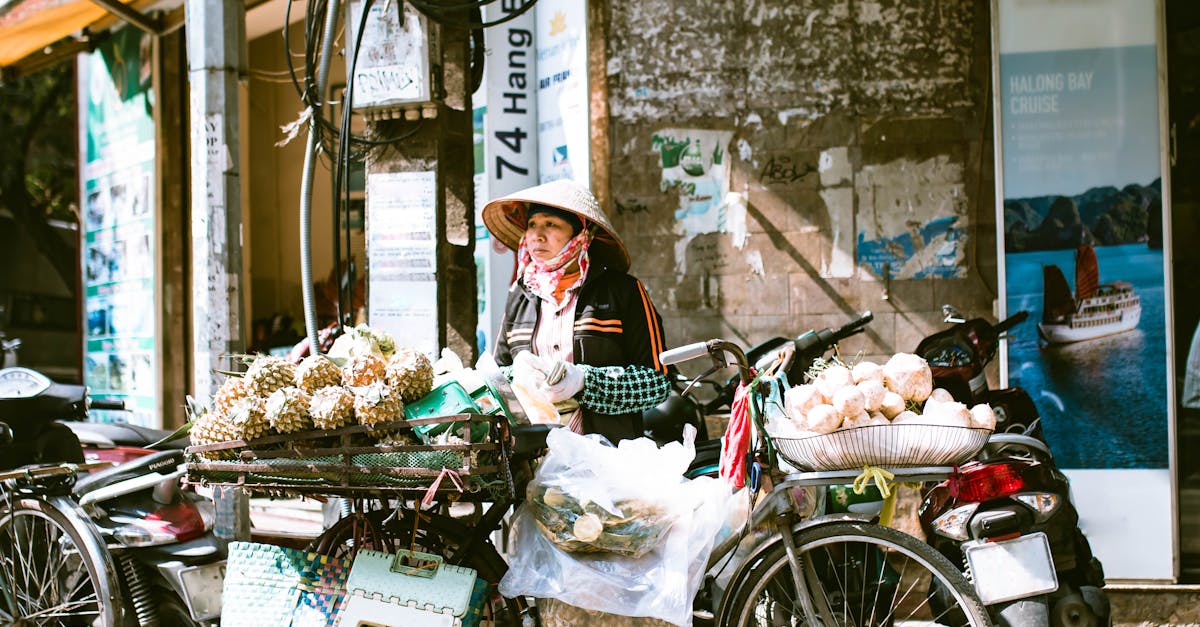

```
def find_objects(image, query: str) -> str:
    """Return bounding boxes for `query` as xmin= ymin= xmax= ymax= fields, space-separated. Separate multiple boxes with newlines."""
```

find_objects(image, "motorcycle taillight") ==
xmin=146 ymin=501 xmax=206 ymax=542
xmin=949 ymin=463 xmax=1026 ymax=502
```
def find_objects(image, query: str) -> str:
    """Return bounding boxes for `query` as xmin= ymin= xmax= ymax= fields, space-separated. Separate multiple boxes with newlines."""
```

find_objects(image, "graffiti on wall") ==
xmin=652 ymin=128 xmax=735 ymax=237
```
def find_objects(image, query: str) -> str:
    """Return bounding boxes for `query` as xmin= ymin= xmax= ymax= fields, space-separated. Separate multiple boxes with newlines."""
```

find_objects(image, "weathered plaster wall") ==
xmin=603 ymin=0 xmax=998 ymax=365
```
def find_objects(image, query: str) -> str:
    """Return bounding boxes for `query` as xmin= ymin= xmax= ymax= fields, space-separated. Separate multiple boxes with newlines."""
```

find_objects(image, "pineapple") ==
xmin=376 ymin=432 xmax=419 ymax=448
xmin=309 ymin=385 xmax=355 ymax=430
xmin=189 ymin=410 xmax=238 ymax=460
xmin=385 ymin=348 xmax=435 ymax=403
xmin=295 ymin=355 xmax=342 ymax=393
xmin=264 ymin=386 xmax=313 ymax=434
xmin=227 ymin=397 xmax=272 ymax=441
xmin=212 ymin=376 xmax=252 ymax=416
xmin=245 ymin=356 xmax=296 ymax=397
xmin=353 ymin=382 xmax=404 ymax=427
xmin=342 ymin=353 xmax=386 ymax=387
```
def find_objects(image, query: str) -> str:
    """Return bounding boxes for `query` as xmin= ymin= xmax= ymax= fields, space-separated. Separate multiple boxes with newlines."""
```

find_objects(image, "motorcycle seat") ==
xmin=67 ymin=421 xmax=186 ymax=449
xmin=73 ymin=449 xmax=184 ymax=497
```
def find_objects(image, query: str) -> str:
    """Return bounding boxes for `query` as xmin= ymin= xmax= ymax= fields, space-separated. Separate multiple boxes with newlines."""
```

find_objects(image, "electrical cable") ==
xmin=408 ymin=0 xmax=538 ymax=30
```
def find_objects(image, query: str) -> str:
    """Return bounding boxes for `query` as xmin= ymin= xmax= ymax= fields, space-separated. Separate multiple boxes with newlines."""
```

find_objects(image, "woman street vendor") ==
xmin=482 ymin=179 xmax=671 ymax=443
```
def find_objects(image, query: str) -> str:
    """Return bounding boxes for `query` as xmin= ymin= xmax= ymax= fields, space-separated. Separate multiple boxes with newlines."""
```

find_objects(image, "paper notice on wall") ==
xmin=366 ymin=171 xmax=439 ymax=356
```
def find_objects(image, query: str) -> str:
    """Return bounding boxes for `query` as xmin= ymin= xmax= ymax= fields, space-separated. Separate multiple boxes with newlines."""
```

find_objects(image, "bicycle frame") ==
xmin=662 ymin=337 xmax=975 ymax=625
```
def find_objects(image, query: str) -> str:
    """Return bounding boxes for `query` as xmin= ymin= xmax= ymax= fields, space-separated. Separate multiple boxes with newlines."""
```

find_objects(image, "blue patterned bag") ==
xmin=222 ymin=542 xmax=350 ymax=627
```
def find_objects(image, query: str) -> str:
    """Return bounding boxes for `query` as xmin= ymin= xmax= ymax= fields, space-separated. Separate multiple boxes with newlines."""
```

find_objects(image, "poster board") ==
xmin=79 ymin=27 xmax=159 ymax=428
xmin=365 ymin=171 xmax=439 ymax=356
xmin=534 ymin=0 xmax=589 ymax=185
xmin=992 ymin=0 xmax=1174 ymax=580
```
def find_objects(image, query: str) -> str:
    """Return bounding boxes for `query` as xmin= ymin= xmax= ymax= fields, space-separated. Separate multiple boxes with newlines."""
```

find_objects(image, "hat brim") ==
xmin=482 ymin=180 xmax=631 ymax=273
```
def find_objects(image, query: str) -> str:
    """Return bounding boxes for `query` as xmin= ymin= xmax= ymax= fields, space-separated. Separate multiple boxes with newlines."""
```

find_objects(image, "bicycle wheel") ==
xmin=313 ymin=506 xmax=527 ymax=626
xmin=722 ymin=522 xmax=990 ymax=627
xmin=0 ymin=495 xmax=122 ymax=626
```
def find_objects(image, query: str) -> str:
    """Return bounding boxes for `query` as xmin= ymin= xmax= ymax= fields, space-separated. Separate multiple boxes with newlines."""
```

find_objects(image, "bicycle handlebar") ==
xmin=659 ymin=341 xmax=713 ymax=366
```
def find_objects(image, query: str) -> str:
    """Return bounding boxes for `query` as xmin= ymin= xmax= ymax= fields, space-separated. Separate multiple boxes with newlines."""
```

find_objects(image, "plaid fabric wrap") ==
xmin=222 ymin=542 xmax=350 ymax=627
xmin=579 ymin=364 xmax=670 ymax=415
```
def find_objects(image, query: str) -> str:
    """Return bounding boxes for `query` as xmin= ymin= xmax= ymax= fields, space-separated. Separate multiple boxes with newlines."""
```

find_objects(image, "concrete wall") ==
xmin=601 ymin=0 xmax=999 ymax=370
xmin=245 ymin=28 xmax=358 ymax=336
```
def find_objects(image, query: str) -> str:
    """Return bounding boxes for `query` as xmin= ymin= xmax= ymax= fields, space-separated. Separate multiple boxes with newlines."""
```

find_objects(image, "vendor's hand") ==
xmin=539 ymin=361 xmax=585 ymax=402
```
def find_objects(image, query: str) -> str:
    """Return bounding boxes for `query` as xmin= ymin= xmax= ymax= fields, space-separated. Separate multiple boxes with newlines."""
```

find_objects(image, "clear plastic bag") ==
xmin=499 ymin=428 xmax=731 ymax=626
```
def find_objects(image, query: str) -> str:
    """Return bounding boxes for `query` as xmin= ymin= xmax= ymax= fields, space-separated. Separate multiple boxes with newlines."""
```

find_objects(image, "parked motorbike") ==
xmin=915 ymin=306 xmax=1110 ymax=626
xmin=0 ymin=364 xmax=224 ymax=626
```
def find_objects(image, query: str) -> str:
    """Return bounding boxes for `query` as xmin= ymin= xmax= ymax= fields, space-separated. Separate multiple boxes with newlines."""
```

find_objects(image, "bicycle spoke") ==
xmin=0 ymin=503 xmax=106 ymax=625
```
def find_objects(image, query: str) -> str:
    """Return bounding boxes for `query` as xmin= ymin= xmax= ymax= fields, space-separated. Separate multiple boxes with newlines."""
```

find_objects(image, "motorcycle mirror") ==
xmin=941 ymin=304 xmax=965 ymax=324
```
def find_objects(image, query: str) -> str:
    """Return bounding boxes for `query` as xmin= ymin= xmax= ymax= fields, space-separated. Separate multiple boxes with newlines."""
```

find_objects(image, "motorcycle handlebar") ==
xmin=832 ymin=310 xmax=874 ymax=342
xmin=89 ymin=399 xmax=126 ymax=411
xmin=994 ymin=310 xmax=1029 ymax=335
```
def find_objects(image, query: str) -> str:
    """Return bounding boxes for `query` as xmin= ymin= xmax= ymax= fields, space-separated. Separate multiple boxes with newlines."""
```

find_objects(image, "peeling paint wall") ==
xmin=604 ymin=0 xmax=997 ymax=363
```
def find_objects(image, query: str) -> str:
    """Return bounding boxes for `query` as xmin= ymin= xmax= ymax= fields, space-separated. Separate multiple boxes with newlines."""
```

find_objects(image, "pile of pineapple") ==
xmin=190 ymin=331 xmax=435 ymax=454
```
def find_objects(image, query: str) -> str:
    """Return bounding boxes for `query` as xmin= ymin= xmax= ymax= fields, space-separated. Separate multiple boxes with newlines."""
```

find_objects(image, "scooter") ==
xmin=0 ymin=364 xmax=225 ymax=626
xmin=915 ymin=306 xmax=1110 ymax=626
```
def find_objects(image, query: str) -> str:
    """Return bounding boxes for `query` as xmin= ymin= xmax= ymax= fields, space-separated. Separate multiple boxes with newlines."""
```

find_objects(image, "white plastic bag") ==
xmin=499 ymin=429 xmax=731 ymax=626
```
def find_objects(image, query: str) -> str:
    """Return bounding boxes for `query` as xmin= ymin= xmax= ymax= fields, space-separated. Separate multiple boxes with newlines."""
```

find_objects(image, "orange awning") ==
xmin=0 ymin=0 xmax=162 ymax=67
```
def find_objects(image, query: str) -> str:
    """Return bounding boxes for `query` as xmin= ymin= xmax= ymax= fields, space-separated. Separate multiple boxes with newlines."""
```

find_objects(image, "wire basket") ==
xmin=770 ymin=424 xmax=992 ymax=472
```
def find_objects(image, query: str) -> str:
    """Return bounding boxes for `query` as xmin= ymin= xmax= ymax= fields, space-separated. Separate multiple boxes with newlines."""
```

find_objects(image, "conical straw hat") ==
xmin=482 ymin=179 xmax=630 ymax=273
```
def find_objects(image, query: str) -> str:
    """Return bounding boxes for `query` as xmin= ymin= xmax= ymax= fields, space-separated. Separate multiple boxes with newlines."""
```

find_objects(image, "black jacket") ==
xmin=494 ymin=266 xmax=668 ymax=441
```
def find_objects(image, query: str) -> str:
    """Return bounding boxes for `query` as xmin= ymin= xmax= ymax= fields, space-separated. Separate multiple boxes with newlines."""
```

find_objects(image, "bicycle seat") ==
xmin=72 ymin=449 xmax=184 ymax=497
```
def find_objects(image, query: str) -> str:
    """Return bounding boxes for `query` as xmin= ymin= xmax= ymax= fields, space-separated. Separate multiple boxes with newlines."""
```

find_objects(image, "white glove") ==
xmin=538 ymin=361 xmax=585 ymax=402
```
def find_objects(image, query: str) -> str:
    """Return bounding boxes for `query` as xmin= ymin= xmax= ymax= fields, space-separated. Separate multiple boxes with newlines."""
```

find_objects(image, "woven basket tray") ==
xmin=184 ymin=413 xmax=514 ymax=500
xmin=770 ymin=423 xmax=992 ymax=472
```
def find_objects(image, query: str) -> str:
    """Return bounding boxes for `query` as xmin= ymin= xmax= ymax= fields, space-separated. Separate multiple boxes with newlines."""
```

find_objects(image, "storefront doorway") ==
xmin=1166 ymin=0 xmax=1200 ymax=582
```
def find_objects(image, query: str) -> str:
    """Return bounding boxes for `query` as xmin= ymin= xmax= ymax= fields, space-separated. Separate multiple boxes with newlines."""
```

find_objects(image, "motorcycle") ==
xmin=0 ymin=363 xmax=224 ymax=626
xmin=915 ymin=306 xmax=1110 ymax=626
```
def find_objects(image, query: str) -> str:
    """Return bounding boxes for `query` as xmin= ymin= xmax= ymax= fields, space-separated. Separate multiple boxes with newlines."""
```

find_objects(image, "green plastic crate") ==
xmin=405 ymin=381 xmax=489 ymax=443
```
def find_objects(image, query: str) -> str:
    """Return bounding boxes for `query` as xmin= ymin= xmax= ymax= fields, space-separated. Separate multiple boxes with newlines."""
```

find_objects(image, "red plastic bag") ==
xmin=720 ymin=382 xmax=751 ymax=489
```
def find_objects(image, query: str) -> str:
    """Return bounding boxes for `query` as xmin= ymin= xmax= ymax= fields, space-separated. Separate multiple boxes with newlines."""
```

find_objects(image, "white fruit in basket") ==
xmin=921 ymin=401 xmax=972 ymax=427
xmin=832 ymin=386 xmax=866 ymax=418
xmin=784 ymin=384 xmax=823 ymax=420
xmin=868 ymin=411 xmax=890 ymax=425
xmin=852 ymin=361 xmax=884 ymax=385
xmin=807 ymin=404 xmax=841 ymax=434
xmin=891 ymin=409 xmax=922 ymax=424
xmin=841 ymin=411 xmax=873 ymax=429
xmin=815 ymin=365 xmax=854 ymax=400
xmin=880 ymin=391 xmax=906 ymax=419
xmin=857 ymin=380 xmax=886 ymax=412
xmin=970 ymin=403 xmax=998 ymax=430
xmin=929 ymin=387 xmax=955 ymax=404
xmin=882 ymin=353 xmax=933 ymax=402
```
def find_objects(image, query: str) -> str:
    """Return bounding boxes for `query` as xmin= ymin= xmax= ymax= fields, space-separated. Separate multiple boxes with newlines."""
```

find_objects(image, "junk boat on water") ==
xmin=1038 ymin=244 xmax=1141 ymax=344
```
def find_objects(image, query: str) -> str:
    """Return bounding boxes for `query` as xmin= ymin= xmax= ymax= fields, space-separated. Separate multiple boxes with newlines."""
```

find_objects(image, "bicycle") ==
xmin=0 ymin=422 xmax=124 ymax=626
xmin=307 ymin=336 xmax=991 ymax=626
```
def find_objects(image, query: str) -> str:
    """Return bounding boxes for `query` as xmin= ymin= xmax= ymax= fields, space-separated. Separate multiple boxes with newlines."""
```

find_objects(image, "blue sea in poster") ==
xmin=1005 ymin=243 xmax=1167 ymax=469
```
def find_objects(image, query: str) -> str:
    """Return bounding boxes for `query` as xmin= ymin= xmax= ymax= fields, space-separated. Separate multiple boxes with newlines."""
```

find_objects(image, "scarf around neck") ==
xmin=518 ymin=227 xmax=592 ymax=308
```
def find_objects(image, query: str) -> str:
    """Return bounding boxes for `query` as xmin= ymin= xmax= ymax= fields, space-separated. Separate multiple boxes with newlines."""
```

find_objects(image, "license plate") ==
xmin=963 ymin=532 xmax=1058 ymax=605
xmin=178 ymin=560 xmax=226 ymax=621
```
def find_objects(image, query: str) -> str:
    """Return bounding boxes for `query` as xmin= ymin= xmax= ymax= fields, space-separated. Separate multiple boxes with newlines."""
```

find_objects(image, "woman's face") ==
xmin=525 ymin=212 xmax=576 ymax=262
